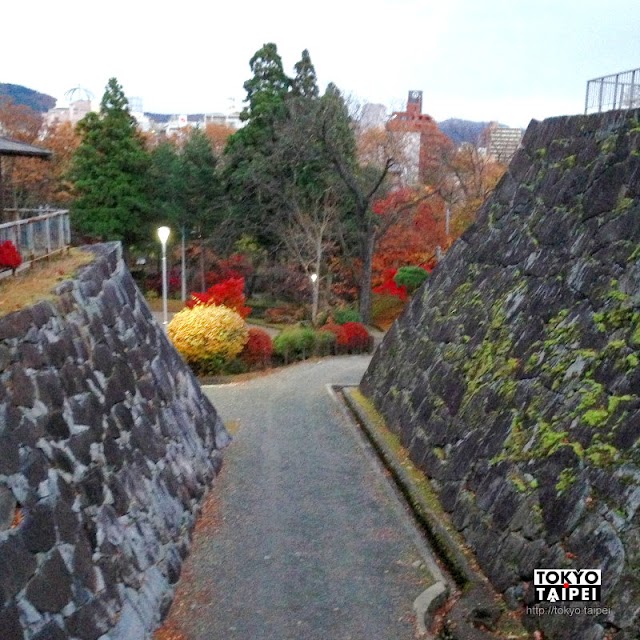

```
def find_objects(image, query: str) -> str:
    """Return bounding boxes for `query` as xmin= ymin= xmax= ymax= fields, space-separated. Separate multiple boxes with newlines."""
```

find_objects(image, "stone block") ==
xmin=25 ymin=549 xmax=72 ymax=613
xmin=0 ymin=603 xmax=25 ymax=640
xmin=0 ymin=536 xmax=38 ymax=600
xmin=22 ymin=501 xmax=56 ymax=553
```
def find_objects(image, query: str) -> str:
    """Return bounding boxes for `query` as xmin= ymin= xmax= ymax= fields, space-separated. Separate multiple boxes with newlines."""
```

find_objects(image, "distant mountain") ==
xmin=0 ymin=83 xmax=56 ymax=113
xmin=437 ymin=119 xmax=494 ymax=146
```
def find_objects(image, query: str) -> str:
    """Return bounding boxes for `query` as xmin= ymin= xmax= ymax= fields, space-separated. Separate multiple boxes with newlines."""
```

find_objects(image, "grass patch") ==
xmin=144 ymin=296 xmax=187 ymax=313
xmin=0 ymin=249 xmax=94 ymax=318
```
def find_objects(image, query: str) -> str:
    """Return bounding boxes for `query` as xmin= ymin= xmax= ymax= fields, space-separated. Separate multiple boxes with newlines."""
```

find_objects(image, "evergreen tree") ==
xmin=241 ymin=42 xmax=290 ymax=125
xmin=180 ymin=128 xmax=220 ymax=235
xmin=222 ymin=43 xmax=292 ymax=248
xmin=291 ymin=49 xmax=319 ymax=99
xmin=148 ymin=140 xmax=182 ymax=226
xmin=70 ymin=78 xmax=150 ymax=245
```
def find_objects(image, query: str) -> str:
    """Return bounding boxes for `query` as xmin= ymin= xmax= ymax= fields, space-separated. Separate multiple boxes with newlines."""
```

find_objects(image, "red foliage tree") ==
xmin=187 ymin=277 xmax=251 ymax=318
xmin=204 ymin=254 xmax=254 ymax=287
xmin=0 ymin=241 xmax=22 ymax=274
xmin=371 ymin=187 xmax=446 ymax=287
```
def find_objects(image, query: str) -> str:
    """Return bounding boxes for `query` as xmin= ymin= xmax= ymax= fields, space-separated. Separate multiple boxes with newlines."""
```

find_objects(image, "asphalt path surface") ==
xmin=160 ymin=356 xmax=436 ymax=640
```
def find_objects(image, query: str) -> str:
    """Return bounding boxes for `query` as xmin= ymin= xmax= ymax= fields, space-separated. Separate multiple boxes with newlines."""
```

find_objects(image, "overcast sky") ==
xmin=5 ymin=0 xmax=639 ymax=128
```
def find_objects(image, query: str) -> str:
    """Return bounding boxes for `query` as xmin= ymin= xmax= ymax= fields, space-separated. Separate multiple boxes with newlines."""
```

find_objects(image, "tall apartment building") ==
xmin=480 ymin=122 xmax=524 ymax=163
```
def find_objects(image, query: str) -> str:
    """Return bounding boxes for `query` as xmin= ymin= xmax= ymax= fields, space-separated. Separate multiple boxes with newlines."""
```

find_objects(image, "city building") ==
xmin=385 ymin=90 xmax=452 ymax=184
xmin=480 ymin=123 xmax=524 ymax=163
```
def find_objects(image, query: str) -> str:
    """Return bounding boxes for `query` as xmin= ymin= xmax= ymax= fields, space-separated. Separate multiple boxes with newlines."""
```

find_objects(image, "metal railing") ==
xmin=0 ymin=209 xmax=70 ymax=263
xmin=585 ymin=67 xmax=640 ymax=114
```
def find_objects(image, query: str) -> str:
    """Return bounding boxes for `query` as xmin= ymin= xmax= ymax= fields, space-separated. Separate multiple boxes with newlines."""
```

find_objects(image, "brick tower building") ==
xmin=386 ymin=91 xmax=452 ymax=183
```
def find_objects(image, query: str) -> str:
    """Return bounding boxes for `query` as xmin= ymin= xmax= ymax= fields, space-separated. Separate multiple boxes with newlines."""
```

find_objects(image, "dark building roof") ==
xmin=0 ymin=136 xmax=51 ymax=158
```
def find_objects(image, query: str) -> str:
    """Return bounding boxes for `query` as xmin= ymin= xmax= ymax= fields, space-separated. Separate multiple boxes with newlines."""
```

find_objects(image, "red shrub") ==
xmin=187 ymin=277 xmax=251 ymax=318
xmin=320 ymin=322 xmax=347 ymax=346
xmin=341 ymin=322 xmax=371 ymax=351
xmin=0 ymin=241 xmax=22 ymax=273
xmin=240 ymin=328 xmax=273 ymax=368
xmin=372 ymin=268 xmax=408 ymax=300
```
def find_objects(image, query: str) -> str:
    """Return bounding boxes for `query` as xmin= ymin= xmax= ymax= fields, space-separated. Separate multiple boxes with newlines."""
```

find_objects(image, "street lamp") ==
xmin=158 ymin=226 xmax=170 ymax=325
xmin=310 ymin=272 xmax=319 ymax=325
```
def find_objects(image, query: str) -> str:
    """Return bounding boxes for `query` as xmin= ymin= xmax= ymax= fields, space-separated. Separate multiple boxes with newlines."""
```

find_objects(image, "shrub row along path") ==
xmin=158 ymin=356 xmax=438 ymax=640
xmin=151 ymin=310 xmax=386 ymax=346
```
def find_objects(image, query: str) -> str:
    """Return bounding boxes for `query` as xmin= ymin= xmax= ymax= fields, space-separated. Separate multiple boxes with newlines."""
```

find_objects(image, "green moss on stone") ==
xmin=556 ymin=468 xmax=577 ymax=493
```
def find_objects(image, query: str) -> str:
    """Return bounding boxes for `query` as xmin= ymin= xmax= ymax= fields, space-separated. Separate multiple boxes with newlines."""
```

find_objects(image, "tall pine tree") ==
xmin=70 ymin=78 xmax=150 ymax=245
xmin=291 ymin=49 xmax=319 ymax=99
xmin=222 ymin=43 xmax=292 ymax=249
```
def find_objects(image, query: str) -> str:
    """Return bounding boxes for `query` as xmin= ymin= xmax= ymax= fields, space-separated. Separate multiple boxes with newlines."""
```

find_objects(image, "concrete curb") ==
xmin=338 ymin=386 xmax=517 ymax=640
xmin=340 ymin=387 xmax=476 ymax=586
xmin=414 ymin=582 xmax=449 ymax=635
xmin=326 ymin=384 xmax=449 ymax=638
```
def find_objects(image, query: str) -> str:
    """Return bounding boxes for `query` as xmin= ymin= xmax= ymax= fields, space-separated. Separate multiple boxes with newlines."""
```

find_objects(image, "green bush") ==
xmin=314 ymin=329 xmax=337 ymax=356
xmin=273 ymin=327 xmax=317 ymax=362
xmin=332 ymin=307 xmax=362 ymax=325
xmin=394 ymin=265 xmax=429 ymax=294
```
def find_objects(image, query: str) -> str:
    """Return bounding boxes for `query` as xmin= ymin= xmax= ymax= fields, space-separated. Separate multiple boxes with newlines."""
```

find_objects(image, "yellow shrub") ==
xmin=167 ymin=304 xmax=249 ymax=365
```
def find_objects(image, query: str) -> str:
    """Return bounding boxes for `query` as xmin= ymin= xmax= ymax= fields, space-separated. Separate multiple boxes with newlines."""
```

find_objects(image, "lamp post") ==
xmin=310 ymin=272 xmax=319 ymax=325
xmin=158 ymin=226 xmax=170 ymax=325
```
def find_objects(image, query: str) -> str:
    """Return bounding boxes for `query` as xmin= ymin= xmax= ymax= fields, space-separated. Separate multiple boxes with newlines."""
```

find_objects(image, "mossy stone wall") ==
xmin=361 ymin=110 xmax=640 ymax=639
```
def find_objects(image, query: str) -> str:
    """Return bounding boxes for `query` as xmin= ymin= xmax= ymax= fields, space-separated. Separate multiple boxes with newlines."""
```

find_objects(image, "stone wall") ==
xmin=361 ymin=110 xmax=640 ymax=639
xmin=0 ymin=243 xmax=229 ymax=640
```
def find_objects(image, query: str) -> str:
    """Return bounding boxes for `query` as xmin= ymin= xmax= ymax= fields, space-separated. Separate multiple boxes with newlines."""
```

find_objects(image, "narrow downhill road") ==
xmin=159 ymin=356 xmax=438 ymax=640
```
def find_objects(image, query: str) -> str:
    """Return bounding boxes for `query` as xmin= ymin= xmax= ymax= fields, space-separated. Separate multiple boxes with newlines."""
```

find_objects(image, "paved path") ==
xmin=159 ymin=356 xmax=436 ymax=640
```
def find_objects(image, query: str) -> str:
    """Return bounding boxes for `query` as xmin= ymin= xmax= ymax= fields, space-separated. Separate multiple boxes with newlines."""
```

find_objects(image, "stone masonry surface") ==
xmin=361 ymin=109 xmax=640 ymax=639
xmin=0 ymin=242 xmax=229 ymax=640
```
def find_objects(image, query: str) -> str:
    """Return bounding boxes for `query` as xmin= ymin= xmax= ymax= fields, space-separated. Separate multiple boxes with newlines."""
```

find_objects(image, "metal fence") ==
xmin=0 ymin=209 xmax=70 ymax=263
xmin=585 ymin=67 xmax=640 ymax=114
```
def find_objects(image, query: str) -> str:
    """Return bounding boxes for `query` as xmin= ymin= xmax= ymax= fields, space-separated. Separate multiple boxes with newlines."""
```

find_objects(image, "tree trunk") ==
xmin=311 ymin=236 xmax=322 ymax=325
xmin=358 ymin=232 xmax=376 ymax=325
xmin=199 ymin=237 xmax=206 ymax=291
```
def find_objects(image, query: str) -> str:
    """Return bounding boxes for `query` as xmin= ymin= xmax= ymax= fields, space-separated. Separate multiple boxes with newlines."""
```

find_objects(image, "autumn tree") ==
xmin=0 ymin=99 xmax=45 ymax=210
xmin=426 ymin=141 xmax=506 ymax=240
xmin=10 ymin=122 xmax=80 ymax=208
xmin=371 ymin=187 xmax=446 ymax=285
xmin=69 ymin=78 xmax=151 ymax=245
xmin=204 ymin=122 xmax=235 ymax=156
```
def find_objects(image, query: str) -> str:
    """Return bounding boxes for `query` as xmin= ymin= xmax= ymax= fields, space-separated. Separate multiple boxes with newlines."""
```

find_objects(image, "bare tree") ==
xmin=277 ymin=188 xmax=339 ymax=323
